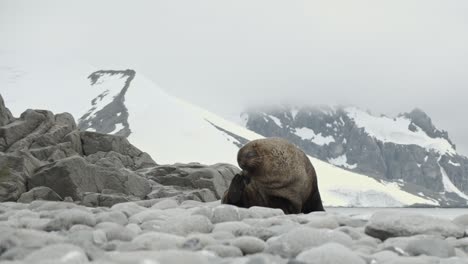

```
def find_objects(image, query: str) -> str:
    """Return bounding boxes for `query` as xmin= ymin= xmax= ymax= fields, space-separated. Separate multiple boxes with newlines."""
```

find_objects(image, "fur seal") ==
xmin=222 ymin=137 xmax=324 ymax=214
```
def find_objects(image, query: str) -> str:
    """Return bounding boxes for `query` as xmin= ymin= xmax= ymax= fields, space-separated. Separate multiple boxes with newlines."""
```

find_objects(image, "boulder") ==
xmin=144 ymin=163 xmax=240 ymax=199
xmin=29 ymin=156 xmax=151 ymax=201
xmin=365 ymin=211 xmax=466 ymax=240
xmin=0 ymin=94 xmax=13 ymax=127
xmin=80 ymin=131 xmax=156 ymax=169
xmin=17 ymin=186 xmax=62 ymax=203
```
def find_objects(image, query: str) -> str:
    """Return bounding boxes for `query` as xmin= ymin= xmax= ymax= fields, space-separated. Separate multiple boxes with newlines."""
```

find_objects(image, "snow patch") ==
xmin=328 ymin=155 xmax=357 ymax=169
xmin=448 ymin=160 xmax=461 ymax=167
xmin=86 ymin=128 xmax=96 ymax=132
xmin=345 ymin=107 xmax=456 ymax=155
xmin=268 ymin=115 xmax=283 ymax=127
xmin=295 ymin=127 xmax=335 ymax=146
xmin=291 ymin=109 xmax=299 ymax=119
xmin=440 ymin=165 xmax=468 ymax=200
xmin=110 ymin=123 xmax=124 ymax=134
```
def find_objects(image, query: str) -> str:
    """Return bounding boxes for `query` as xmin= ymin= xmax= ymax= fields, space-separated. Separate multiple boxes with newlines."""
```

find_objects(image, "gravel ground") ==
xmin=1 ymin=199 xmax=467 ymax=264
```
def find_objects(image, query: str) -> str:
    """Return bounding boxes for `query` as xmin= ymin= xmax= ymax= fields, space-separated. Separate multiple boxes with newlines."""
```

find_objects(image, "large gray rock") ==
xmin=405 ymin=238 xmax=456 ymax=258
xmin=295 ymin=242 xmax=366 ymax=264
xmin=365 ymin=211 xmax=466 ymax=240
xmin=144 ymin=163 xmax=240 ymax=199
xmin=0 ymin=94 xmax=13 ymax=127
xmin=80 ymin=131 xmax=156 ymax=169
xmin=265 ymin=227 xmax=353 ymax=258
xmin=0 ymin=153 xmax=29 ymax=202
xmin=29 ymin=156 xmax=151 ymax=201
xmin=17 ymin=186 xmax=62 ymax=203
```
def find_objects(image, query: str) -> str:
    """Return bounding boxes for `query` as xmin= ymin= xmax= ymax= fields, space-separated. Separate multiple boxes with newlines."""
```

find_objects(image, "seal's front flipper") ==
xmin=222 ymin=173 xmax=246 ymax=205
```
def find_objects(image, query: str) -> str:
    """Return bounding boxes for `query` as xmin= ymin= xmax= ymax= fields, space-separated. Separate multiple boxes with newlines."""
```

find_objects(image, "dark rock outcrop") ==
xmin=143 ymin=163 xmax=240 ymax=201
xmin=0 ymin=92 xmax=238 ymax=205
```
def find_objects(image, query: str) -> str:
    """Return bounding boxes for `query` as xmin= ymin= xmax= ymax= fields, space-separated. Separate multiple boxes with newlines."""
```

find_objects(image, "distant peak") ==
xmin=88 ymin=69 xmax=136 ymax=85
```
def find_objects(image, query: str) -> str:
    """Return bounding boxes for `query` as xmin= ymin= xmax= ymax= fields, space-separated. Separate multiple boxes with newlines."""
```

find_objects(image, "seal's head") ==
xmin=237 ymin=142 xmax=262 ymax=173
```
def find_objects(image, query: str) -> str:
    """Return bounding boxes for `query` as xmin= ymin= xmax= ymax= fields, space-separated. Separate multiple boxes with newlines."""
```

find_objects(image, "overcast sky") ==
xmin=1 ymin=0 xmax=468 ymax=154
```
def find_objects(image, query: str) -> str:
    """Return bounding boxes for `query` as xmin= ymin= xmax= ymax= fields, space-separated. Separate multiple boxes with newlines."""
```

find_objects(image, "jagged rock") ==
xmin=17 ymin=186 xmax=62 ymax=203
xmin=0 ymin=94 xmax=13 ymax=127
xmin=80 ymin=131 xmax=156 ymax=169
xmin=365 ymin=211 xmax=466 ymax=240
xmin=0 ymin=109 xmax=54 ymax=152
xmin=143 ymin=163 xmax=240 ymax=199
xmin=0 ymin=153 xmax=30 ymax=202
xmin=147 ymin=184 xmax=217 ymax=202
xmin=29 ymin=156 xmax=151 ymax=201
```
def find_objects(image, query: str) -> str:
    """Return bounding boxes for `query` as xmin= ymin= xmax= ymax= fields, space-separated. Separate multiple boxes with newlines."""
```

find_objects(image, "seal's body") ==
xmin=222 ymin=137 xmax=324 ymax=214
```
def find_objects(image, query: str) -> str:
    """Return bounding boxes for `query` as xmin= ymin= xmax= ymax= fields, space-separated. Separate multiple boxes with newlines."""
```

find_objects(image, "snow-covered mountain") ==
xmin=242 ymin=105 xmax=468 ymax=206
xmin=0 ymin=66 xmax=445 ymax=207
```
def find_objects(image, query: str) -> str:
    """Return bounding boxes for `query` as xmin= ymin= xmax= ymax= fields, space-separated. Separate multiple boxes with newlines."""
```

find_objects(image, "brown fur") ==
xmin=222 ymin=137 xmax=324 ymax=214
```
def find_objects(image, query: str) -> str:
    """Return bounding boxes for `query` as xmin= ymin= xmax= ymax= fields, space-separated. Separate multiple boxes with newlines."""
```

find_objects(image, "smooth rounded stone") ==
xmin=93 ymin=230 xmax=108 ymax=245
xmin=95 ymin=211 xmax=128 ymax=226
xmin=14 ymin=217 xmax=50 ymax=230
xmin=352 ymin=245 xmax=376 ymax=255
xmin=231 ymin=236 xmax=266 ymax=255
xmin=370 ymin=250 xmax=400 ymax=263
xmin=95 ymin=222 xmax=137 ymax=242
xmin=110 ymin=202 xmax=147 ymax=217
xmin=128 ymin=209 xmax=166 ymax=224
xmin=69 ymin=224 xmax=94 ymax=232
xmin=453 ymin=214 xmax=468 ymax=227
xmin=7 ymin=209 xmax=40 ymax=222
xmin=139 ymin=219 xmax=166 ymax=231
xmin=295 ymin=243 xmax=366 ymax=264
xmin=180 ymin=200 xmax=204 ymax=209
xmin=237 ymin=208 xmax=262 ymax=220
xmin=45 ymin=209 xmax=96 ymax=231
xmin=405 ymin=238 xmax=456 ymax=258
xmin=380 ymin=256 xmax=440 ymax=264
xmin=265 ymin=227 xmax=353 ymax=258
xmin=0 ymin=247 xmax=33 ymax=261
xmin=192 ymin=207 xmax=214 ymax=220
xmin=204 ymin=244 xmax=243 ymax=257
xmin=356 ymin=236 xmax=380 ymax=248
xmin=160 ymin=215 xmax=214 ymax=236
xmin=228 ymin=253 xmax=287 ymax=264
xmin=211 ymin=205 xmax=241 ymax=224
xmin=336 ymin=226 xmax=364 ymax=240
xmin=213 ymin=221 xmax=252 ymax=235
xmin=378 ymin=234 xmax=442 ymax=254
xmin=365 ymin=211 xmax=465 ymax=240
xmin=23 ymin=243 xmax=89 ymax=264
xmin=1 ymin=229 xmax=66 ymax=250
xmin=304 ymin=215 xmax=339 ymax=229
xmin=300 ymin=212 xmax=340 ymax=229
xmin=334 ymin=214 xmax=368 ymax=228
xmin=28 ymin=200 xmax=79 ymax=212
xmin=125 ymin=223 xmax=142 ymax=235
xmin=119 ymin=232 xmax=184 ymax=251
xmin=455 ymin=248 xmax=468 ymax=259
xmin=181 ymin=234 xmax=218 ymax=250
xmin=211 ymin=231 xmax=236 ymax=241
xmin=151 ymin=199 xmax=180 ymax=210
xmin=440 ymin=258 xmax=468 ymax=264
xmin=105 ymin=250 xmax=217 ymax=264
xmin=233 ymin=226 xmax=275 ymax=241
xmin=247 ymin=207 xmax=284 ymax=218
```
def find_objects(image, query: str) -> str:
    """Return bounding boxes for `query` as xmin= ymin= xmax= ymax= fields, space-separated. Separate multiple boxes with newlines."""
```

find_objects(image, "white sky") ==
xmin=1 ymin=0 xmax=468 ymax=155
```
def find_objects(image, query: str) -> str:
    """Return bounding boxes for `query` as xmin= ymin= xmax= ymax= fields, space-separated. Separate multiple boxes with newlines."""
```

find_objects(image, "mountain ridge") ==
xmin=242 ymin=105 xmax=468 ymax=206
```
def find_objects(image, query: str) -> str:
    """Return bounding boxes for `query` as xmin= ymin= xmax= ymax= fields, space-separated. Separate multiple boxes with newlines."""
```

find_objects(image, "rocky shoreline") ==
xmin=1 ymin=200 xmax=468 ymax=263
